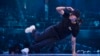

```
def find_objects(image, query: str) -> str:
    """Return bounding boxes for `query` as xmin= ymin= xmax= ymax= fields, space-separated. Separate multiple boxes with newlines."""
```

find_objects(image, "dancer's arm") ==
xmin=56 ymin=6 xmax=74 ymax=15
xmin=71 ymin=36 xmax=76 ymax=55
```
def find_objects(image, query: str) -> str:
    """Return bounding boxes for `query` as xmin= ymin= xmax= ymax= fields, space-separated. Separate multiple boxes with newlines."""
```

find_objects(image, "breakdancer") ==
xmin=25 ymin=6 xmax=81 ymax=54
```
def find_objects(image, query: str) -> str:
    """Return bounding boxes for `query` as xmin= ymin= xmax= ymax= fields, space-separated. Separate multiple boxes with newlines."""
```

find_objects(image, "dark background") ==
xmin=0 ymin=0 xmax=100 ymax=53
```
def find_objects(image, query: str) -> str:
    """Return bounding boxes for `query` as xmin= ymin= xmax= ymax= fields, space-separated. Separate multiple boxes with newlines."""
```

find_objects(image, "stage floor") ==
xmin=0 ymin=54 xmax=100 ymax=56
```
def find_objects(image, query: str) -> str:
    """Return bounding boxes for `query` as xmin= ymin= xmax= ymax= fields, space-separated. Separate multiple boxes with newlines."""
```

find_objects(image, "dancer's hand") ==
xmin=72 ymin=52 xmax=77 ymax=56
xmin=66 ymin=7 xmax=74 ymax=11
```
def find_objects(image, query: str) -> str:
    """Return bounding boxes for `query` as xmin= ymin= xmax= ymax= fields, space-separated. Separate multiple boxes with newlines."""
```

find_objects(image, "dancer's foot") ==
xmin=25 ymin=25 xmax=36 ymax=33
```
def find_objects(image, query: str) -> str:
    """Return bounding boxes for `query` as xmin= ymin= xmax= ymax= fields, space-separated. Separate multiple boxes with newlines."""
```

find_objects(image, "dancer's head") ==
xmin=69 ymin=10 xmax=80 ymax=21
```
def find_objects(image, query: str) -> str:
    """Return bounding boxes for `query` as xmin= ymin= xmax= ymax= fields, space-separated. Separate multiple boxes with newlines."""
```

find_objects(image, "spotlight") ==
xmin=97 ymin=50 xmax=100 ymax=54
xmin=93 ymin=20 xmax=100 ymax=27
xmin=86 ymin=50 xmax=91 ymax=54
xmin=36 ymin=23 xmax=40 ymax=27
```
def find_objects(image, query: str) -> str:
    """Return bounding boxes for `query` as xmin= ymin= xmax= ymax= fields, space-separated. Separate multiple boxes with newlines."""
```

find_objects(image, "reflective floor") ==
xmin=0 ymin=54 xmax=100 ymax=56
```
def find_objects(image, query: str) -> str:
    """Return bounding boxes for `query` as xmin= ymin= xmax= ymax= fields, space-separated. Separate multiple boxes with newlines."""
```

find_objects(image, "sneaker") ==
xmin=25 ymin=25 xmax=36 ymax=33
xmin=21 ymin=48 xmax=29 ymax=54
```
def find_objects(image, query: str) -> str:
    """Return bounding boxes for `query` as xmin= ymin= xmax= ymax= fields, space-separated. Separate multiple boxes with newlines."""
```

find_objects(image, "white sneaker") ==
xmin=25 ymin=25 xmax=36 ymax=33
xmin=21 ymin=48 xmax=29 ymax=54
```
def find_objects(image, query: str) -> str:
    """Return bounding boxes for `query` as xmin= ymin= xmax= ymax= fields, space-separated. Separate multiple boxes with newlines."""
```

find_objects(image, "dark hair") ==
xmin=71 ymin=10 xmax=82 ymax=24
xmin=71 ymin=10 xmax=80 ymax=18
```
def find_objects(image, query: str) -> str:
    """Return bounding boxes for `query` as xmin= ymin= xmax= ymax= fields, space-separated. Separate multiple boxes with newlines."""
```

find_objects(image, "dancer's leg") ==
xmin=31 ymin=37 xmax=58 ymax=53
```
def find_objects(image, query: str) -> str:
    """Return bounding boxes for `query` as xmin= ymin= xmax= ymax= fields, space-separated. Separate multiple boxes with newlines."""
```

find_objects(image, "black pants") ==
xmin=29 ymin=20 xmax=71 ymax=53
xmin=27 ymin=19 xmax=71 ymax=52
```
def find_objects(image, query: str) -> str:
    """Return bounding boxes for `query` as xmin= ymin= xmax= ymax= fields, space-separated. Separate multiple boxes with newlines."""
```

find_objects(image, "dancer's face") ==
xmin=69 ymin=13 xmax=77 ymax=21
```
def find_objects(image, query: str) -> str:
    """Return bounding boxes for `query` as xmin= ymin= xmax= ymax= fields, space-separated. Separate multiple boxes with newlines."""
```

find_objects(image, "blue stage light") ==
xmin=93 ymin=21 xmax=100 ymax=27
